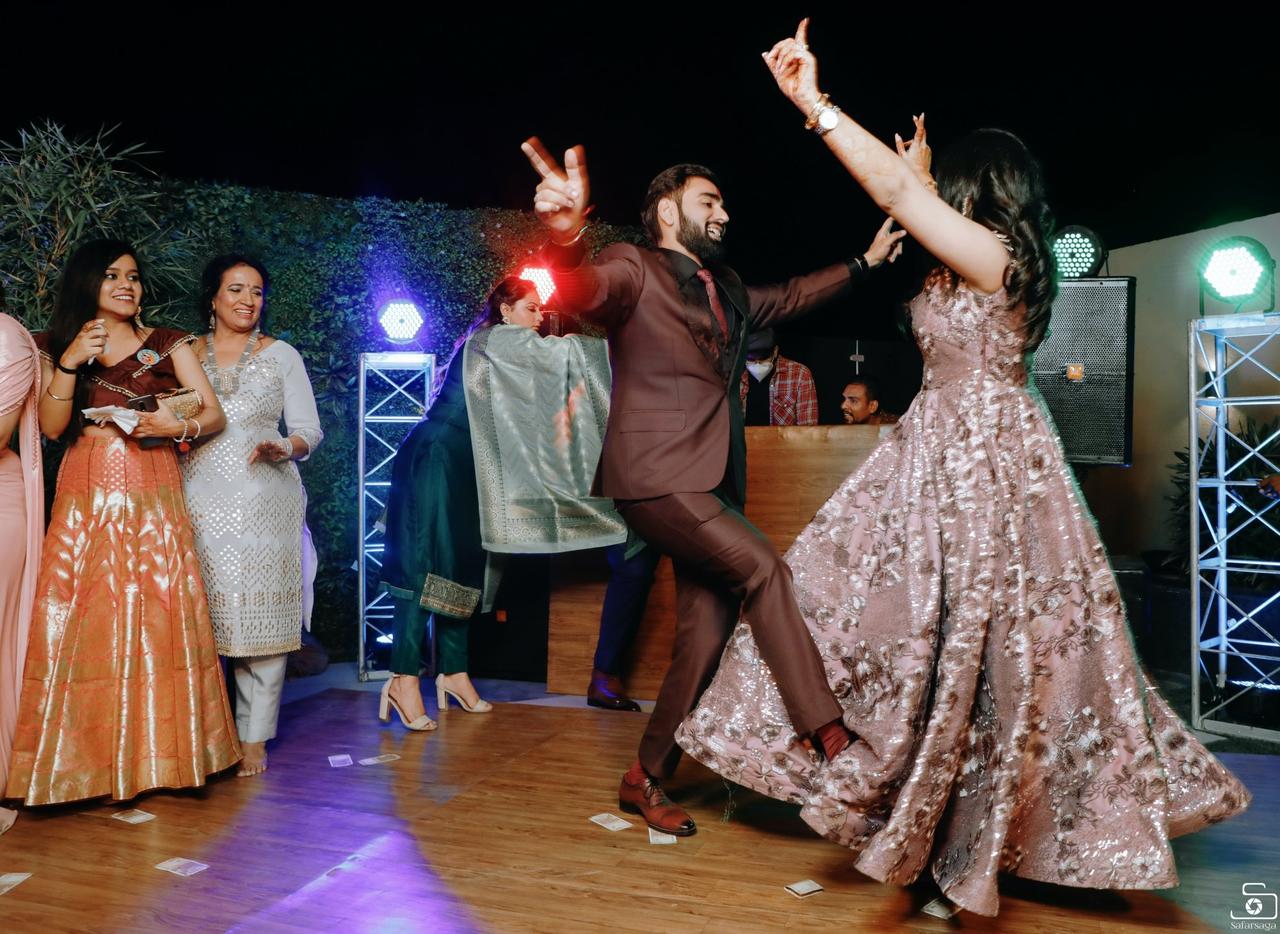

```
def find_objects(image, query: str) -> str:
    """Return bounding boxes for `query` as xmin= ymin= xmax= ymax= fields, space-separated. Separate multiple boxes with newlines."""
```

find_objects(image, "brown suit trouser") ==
xmin=617 ymin=492 xmax=842 ymax=778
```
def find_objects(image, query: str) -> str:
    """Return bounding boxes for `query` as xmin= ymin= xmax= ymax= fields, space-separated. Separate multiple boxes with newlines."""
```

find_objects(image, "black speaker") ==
xmin=1031 ymin=277 xmax=1136 ymax=465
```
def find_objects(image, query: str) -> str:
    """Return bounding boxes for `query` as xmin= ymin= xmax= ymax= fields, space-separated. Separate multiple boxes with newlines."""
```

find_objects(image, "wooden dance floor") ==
xmin=0 ymin=687 xmax=1274 ymax=933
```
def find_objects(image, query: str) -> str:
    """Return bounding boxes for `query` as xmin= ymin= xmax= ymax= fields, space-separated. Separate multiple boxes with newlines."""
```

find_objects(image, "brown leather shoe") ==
xmin=618 ymin=763 xmax=696 ymax=836
xmin=587 ymin=670 xmax=641 ymax=712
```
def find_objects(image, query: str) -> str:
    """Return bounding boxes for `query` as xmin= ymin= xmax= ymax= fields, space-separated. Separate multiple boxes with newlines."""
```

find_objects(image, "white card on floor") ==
xmin=589 ymin=813 xmax=633 ymax=832
xmin=328 ymin=754 xmax=353 ymax=768
xmin=358 ymin=754 xmax=401 ymax=765
xmin=155 ymin=858 xmax=208 ymax=877
xmin=785 ymin=879 xmax=823 ymax=898
xmin=112 ymin=808 xmax=155 ymax=824
xmin=648 ymin=827 xmax=677 ymax=845
xmin=0 ymin=873 xmax=32 ymax=895
xmin=921 ymin=897 xmax=959 ymax=919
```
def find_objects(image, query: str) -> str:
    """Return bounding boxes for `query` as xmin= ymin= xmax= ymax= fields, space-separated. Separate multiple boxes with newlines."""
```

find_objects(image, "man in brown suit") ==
xmin=523 ymin=140 xmax=903 ymax=836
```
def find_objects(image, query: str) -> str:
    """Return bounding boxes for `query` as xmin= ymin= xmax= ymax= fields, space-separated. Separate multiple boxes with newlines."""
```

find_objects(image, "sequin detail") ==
xmin=180 ymin=342 xmax=322 ymax=657
xmin=675 ymin=281 xmax=1250 ymax=917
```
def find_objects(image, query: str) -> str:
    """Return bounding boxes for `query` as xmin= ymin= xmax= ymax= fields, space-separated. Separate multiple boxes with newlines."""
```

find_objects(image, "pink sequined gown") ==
xmin=675 ymin=281 xmax=1250 ymax=916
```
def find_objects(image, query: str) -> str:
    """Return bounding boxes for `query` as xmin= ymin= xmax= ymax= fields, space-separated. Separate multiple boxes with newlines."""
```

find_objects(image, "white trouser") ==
xmin=232 ymin=653 xmax=288 ymax=744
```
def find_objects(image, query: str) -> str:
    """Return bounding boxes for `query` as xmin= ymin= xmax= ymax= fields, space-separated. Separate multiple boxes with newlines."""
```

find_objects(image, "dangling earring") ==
xmin=209 ymin=307 xmax=216 ymax=332
xmin=962 ymin=195 xmax=974 ymax=218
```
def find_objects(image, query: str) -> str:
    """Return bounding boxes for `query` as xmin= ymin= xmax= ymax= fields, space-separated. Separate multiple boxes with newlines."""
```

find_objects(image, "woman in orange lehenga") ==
xmin=5 ymin=239 xmax=241 ymax=806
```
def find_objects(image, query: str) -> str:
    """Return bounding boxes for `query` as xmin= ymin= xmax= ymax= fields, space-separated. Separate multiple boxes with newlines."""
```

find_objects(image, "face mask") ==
xmin=746 ymin=360 xmax=774 ymax=381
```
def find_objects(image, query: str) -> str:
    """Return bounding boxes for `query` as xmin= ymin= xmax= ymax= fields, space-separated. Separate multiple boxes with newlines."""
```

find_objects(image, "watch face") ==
xmin=818 ymin=109 xmax=839 ymax=130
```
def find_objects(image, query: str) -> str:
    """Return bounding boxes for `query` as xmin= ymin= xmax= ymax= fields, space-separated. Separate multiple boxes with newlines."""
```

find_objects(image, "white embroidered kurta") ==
xmin=181 ymin=340 xmax=323 ymax=657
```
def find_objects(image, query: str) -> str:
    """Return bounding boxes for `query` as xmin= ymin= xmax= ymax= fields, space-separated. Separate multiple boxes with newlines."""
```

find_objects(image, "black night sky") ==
xmin=5 ymin=12 xmax=1276 ymax=340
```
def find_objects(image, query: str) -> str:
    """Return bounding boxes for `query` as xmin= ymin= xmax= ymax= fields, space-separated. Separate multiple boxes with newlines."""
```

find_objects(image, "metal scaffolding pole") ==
xmin=357 ymin=352 xmax=435 ymax=682
xmin=1189 ymin=313 xmax=1280 ymax=742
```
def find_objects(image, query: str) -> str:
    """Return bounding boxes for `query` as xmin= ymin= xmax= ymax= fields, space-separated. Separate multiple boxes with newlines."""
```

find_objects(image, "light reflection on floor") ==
xmin=224 ymin=830 xmax=477 ymax=934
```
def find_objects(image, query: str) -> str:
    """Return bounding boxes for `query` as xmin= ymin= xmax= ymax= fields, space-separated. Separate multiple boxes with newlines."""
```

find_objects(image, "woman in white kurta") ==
xmin=181 ymin=255 xmax=323 ymax=777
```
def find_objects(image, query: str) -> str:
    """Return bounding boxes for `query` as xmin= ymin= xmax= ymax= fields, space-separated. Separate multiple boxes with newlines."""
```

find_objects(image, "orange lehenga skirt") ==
xmin=6 ymin=436 xmax=240 ymax=805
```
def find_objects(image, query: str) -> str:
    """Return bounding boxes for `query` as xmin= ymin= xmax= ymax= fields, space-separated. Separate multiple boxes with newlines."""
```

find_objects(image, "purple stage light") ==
xmin=379 ymin=301 xmax=425 ymax=343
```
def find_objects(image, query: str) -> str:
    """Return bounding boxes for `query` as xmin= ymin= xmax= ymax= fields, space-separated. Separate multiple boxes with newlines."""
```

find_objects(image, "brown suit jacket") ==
xmin=546 ymin=241 xmax=851 ymax=504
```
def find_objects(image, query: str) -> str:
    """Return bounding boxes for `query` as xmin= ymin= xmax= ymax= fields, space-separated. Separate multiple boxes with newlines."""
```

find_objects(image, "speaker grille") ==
xmin=1031 ymin=277 xmax=1135 ymax=465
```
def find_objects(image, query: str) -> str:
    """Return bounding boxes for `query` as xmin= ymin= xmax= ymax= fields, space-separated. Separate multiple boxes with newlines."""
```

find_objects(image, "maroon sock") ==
xmin=815 ymin=719 xmax=852 ymax=761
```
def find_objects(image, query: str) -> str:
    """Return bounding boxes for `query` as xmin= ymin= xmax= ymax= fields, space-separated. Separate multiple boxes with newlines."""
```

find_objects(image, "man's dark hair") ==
xmin=640 ymin=163 xmax=721 ymax=244
xmin=845 ymin=375 xmax=880 ymax=402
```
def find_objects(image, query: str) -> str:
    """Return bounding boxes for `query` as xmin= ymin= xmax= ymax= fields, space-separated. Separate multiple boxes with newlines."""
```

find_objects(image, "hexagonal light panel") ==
xmin=519 ymin=266 xmax=556 ymax=304
xmin=379 ymin=301 xmax=424 ymax=343
xmin=1201 ymin=237 xmax=1272 ymax=302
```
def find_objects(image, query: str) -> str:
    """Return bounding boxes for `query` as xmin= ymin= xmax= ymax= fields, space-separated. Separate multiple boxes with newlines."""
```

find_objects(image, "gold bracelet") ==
xmin=46 ymin=388 xmax=73 ymax=402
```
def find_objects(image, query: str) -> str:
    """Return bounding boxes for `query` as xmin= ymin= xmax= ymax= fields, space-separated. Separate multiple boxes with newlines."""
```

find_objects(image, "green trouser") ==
xmin=390 ymin=596 xmax=469 ymax=675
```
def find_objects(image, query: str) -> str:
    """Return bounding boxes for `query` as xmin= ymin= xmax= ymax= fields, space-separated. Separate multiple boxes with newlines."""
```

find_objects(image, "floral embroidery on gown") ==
xmin=675 ymin=280 xmax=1250 ymax=917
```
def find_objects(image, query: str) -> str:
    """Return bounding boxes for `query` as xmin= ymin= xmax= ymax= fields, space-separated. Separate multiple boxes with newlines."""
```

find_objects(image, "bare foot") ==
xmin=388 ymin=674 xmax=429 ymax=721
xmin=237 ymin=741 xmax=268 ymax=778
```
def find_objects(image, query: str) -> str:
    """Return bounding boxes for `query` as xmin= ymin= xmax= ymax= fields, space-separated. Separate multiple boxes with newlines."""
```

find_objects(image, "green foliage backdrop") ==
xmin=0 ymin=124 xmax=641 ymax=658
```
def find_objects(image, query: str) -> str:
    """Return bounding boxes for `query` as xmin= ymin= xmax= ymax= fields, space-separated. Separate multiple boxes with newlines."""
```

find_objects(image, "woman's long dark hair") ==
xmin=932 ymin=129 xmax=1056 ymax=350
xmin=433 ymin=277 xmax=537 ymax=400
xmin=46 ymin=238 xmax=144 ymax=444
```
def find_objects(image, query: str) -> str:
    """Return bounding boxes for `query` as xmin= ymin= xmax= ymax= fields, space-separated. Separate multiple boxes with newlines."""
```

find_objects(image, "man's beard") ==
xmin=676 ymin=210 xmax=727 ymax=263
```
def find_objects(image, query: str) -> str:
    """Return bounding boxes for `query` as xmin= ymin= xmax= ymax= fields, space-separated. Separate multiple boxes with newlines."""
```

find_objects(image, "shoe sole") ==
xmin=587 ymin=698 xmax=642 ymax=712
xmin=618 ymin=800 xmax=697 ymax=836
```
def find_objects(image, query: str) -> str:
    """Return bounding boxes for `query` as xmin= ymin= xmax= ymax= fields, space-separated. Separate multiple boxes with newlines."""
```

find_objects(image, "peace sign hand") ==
xmin=521 ymin=137 xmax=592 ymax=243
xmin=895 ymin=113 xmax=936 ymax=192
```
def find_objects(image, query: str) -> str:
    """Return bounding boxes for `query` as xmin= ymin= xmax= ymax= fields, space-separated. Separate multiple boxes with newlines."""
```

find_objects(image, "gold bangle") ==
xmin=46 ymin=388 xmax=73 ymax=402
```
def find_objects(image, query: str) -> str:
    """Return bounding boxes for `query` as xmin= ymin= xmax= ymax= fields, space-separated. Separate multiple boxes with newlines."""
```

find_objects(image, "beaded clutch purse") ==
xmin=156 ymin=387 xmax=203 ymax=420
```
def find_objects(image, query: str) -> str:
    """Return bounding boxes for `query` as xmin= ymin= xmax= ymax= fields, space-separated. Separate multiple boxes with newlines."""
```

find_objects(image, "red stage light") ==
xmin=519 ymin=266 xmax=556 ymax=304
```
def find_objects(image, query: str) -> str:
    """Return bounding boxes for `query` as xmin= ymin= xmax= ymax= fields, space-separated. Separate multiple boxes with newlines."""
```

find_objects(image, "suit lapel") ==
xmin=675 ymin=276 xmax=725 ymax=379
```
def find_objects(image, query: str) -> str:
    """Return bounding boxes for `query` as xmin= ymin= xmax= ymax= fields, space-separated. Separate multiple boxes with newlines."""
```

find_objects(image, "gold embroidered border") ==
xmin=420 ymin=573 xmax=480 ymax=618
xmin=88 ymin=374 xmax=137 ymax=400
xmin=130 ymin=333 xmax=196 ymax=378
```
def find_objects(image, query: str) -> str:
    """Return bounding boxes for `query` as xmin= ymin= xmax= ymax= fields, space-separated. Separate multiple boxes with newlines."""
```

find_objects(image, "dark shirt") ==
xmin=744 ymin=371 xmax=772 ymax=426
xmin=657 ymin=248 xmax=741 ymax=369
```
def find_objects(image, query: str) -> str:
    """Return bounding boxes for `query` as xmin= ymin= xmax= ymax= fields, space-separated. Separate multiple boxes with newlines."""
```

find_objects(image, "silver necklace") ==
xmin=207 ymin=328 xmax=260 ymax=396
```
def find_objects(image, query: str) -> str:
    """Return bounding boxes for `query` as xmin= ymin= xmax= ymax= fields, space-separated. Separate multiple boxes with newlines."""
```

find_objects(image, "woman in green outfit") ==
xmin=379 ymin=278 xmax=545 ymax=729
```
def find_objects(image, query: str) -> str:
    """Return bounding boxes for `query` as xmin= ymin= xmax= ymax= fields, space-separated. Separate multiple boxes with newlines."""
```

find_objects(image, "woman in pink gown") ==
xmin=675 ymin=21 xmax=1250 ymax=917
xmin=0 ymin=298 xmax=42 ymax=834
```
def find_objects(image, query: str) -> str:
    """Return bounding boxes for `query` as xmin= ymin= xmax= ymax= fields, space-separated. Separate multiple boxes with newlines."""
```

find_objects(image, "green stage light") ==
xmin=1052 ymin=225 xmax=1106 ymax=279
xmin=1200 ymin=237 xmax=1274 ymax=303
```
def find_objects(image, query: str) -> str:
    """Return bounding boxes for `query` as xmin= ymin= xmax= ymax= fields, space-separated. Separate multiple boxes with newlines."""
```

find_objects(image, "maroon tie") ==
xmin=695 ymin=268 xmax=730 ymax=339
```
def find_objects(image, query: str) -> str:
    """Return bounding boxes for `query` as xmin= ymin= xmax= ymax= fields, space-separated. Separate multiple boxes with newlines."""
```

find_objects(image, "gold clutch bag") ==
xmin=156 ymin=387 xmax=203 ymax=420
